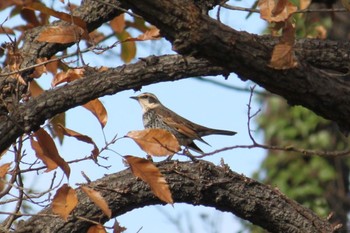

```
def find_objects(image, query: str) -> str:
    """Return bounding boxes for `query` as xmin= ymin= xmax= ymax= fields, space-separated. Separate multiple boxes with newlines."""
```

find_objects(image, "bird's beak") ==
xmin=130 ymin=96 xmax=138 ymax=100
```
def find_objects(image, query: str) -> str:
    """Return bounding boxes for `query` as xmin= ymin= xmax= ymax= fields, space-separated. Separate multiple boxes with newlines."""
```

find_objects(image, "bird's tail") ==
xmin=205 ymin=128 xmax=237 ymax=136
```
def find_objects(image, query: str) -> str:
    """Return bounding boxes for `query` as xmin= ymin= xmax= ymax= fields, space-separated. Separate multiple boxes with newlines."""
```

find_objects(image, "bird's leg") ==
xmin=146 ymin=154 xmax=153 ymax=162
xmin=165 ymin=154 xmax=174 ymax=161
xmin=182 ymin=148 xmax=197 ymax=162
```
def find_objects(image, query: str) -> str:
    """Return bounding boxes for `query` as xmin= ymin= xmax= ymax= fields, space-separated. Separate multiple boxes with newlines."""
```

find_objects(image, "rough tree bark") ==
xmin=13 ymin=160 xmax=335 ymax=233
xmin=0 ymin=0 xmax=347 ymax=232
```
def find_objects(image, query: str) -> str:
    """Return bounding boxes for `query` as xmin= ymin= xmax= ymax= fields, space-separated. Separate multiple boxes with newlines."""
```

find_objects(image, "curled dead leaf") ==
xmin=269 ymin=21 xmax=298 ymax=69
xmin=31 ymin=138 xmax=58 ymax=172
xmin=57 ymin=124 xmax=99 ymax=160
xmin=33 ymin=128 xmax=70 ymax=178
xmin=83 ymin=99 xmax=108 ymax=129
xmin=126 ymin=129 xmax=180 ymax=156
xmin=259 ymin=0 xmax=297 ymax=23
xmin=110 ymin=14 xmax=125 ymax=33
xmin=81 ymin=186 xmax=112 ymax=218
xmin=37 ymin=25 xmax=84 ymax=44
xmin=125 ymin=27 xmax=161 ymax=42
xmin=124 ymin=155 xmax=173 ymax=204
xmin=29 ymin=80 xmax=44 ymax=98
xmin=0 ymin=163 xmax=11 ymax=178
xmin=52 ymin=184 xmax=78 ymax=221
xmin=51 ymin=68 xmax=85 ymax=87
xmin=87 ymin=224 xmax=107 ymax=233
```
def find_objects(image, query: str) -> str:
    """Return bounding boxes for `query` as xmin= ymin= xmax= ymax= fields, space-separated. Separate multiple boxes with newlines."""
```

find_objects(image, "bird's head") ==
xmin=130 ymin=92 xmax=162 ymax=112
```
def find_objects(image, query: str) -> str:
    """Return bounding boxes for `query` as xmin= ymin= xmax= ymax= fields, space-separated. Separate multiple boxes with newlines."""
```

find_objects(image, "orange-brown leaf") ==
xmin=126 ymin=129 xmax=180 ymax=157
xmin=36 ymin=25 xmax=84 ymax=44
xmin=0 ymin=163 xmax=12 ymax=178
xmin=81 ymin=186 xmax=112 ymax=218
xmin=25 ymin=2 xmax=87 ymax=30
xmin=31 ymin=138 xmax=58 ymax=172
xmin=30 ymin=58 xmax=47 ymax=78
xmin=110 ymin=14 xmax=125 ymax=33
xmin=272 ymin=0 xmax=287 ymax=16
xmin=0 ymin=27 xmax=15 ymax=35
xmin=51 ymin=68 xmax=85 ymax=87
xmin=29 ymin=80 xmax=44 ymax=98
xmin=87 ymin=224 xmax=107 ymax=233
xmin=259 ymin=0 xmax=297 ymax=22
xmin=269 ymin=43 xmax=297 ymax=69
xmin=124 ymin=155 xmax=173 ymax=204
xmin=125 ymin=27 xmax=161 ymax=42
xmin=83 ymin=99 xmax=108 ymax=129
xmin=52 ymin=184 xmax=78 ymax=221
xmin=33 ymin=128 xmax=70 ymax=178
xmin=46 ymin=57 xmax=60 ymax=75
xmin=21 ymin=8 xmax=40 ymax=27
xmin=269 ymin=21 xmax=298 ymax=69
xmin=57 ymin=124 xmax=99 ymax=160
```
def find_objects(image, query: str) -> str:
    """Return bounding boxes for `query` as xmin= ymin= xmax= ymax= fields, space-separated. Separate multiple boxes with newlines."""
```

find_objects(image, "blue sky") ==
xmin=0 ymin=1 xmax=268 ymax=232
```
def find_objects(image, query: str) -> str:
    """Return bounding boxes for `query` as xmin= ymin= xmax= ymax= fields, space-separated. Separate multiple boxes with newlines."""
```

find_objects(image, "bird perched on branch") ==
xmin=131 ymin=92 xmax=236 ymax=153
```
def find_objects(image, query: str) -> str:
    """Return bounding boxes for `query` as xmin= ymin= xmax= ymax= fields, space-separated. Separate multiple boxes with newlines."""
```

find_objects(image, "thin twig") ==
xmin=195 ymin=85 xmax=350 ymax=159
xmin=92 ymin=0 xmax=142 ymax=18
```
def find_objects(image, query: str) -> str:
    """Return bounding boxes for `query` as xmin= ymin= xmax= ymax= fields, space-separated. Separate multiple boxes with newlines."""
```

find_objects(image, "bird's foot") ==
xmin=183 ymin=148 xmax=198 ymax=162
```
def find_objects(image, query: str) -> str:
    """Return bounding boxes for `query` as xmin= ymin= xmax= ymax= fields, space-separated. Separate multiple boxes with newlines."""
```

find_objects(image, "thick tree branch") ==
xmin=0 ymin=55 xmax=226 ymax=152
xmin=13 ymin=160 xmax=334 ymax=233
xmin=122 ymin=0 xmax=350 ymax=134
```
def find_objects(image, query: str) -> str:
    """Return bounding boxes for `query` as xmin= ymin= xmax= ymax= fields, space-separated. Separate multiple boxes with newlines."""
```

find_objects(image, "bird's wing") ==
xmin=157 ymin=107 xmax=209 ymax=144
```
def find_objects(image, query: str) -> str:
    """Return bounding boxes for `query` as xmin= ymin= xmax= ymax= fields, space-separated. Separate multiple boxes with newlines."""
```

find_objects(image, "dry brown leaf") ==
xmin=25 ymin=2 xmax=87 ymax=30
xmin=29 ymin=80 xmax=44 ymax=98
xmin=272 ymin=0 xmax=288 ymax=16
xmin=280 ymin=20 xmax=295 ymax=44
xmin=83 ymin=99 xmax=108 ymax=129
xmin=126 ymin=129 xmax=180 ymax=157
xmin=57 ymin=124 xmax=99 ymax=159
xmin=89 ymin=30 xmax=105 ymax=44
xmin=0 ymin=163 xmax=11 ymax=178
xmin=87 ymin=224 xmax=107 ymax=233
xmin=52 ymin=184 xmax=78 ymax=221
xmin=46 ymin=57 xmax=60 ymax=75
xmin=124 ymin=155 xmax=173 ymax=204
xmin=113 ymin=220 xmax=126 ymax=233
xmin=51 ymin=68 xmax=85 ymax=87
xmin=31 ymin=138 xmax=58 ymax=172
xmin=269 ymin=21 xmax=298 ymax=69
xmin=110 ymin=14 xmax=125 ymax=33
xmin=30 ymin=58 xmax=47 ymax=78
xmin=81 ymin=186 xmax=112 ymax=218
xmin=125 ymin=27 xmax=161 ymax=42
xmin=37 ymin=25 xmax=84 ymax=44
xmin=259 ymin=0 xmax=297 ymax=22
xmin=21 ymin=8 xmax=40 ymax=27
xmin=5 ymin=44 xmax=26 ymax=85
xmin=0 ymin=27 xmax=15 ymax=35
xmin=33 ymin=128 xmax=70 ymax=178
xmin=269 ymin=43 xmax=297 ymax=69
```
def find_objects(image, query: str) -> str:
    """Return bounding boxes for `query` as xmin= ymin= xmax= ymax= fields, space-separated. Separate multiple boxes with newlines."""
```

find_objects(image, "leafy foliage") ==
xmin=253 ymin=96 xmax=350 ymax=230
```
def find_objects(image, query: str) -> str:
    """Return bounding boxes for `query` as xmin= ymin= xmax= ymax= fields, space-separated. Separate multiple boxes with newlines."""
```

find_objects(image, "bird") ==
xmin=130 ymin=92 xmax=236 ymax=153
